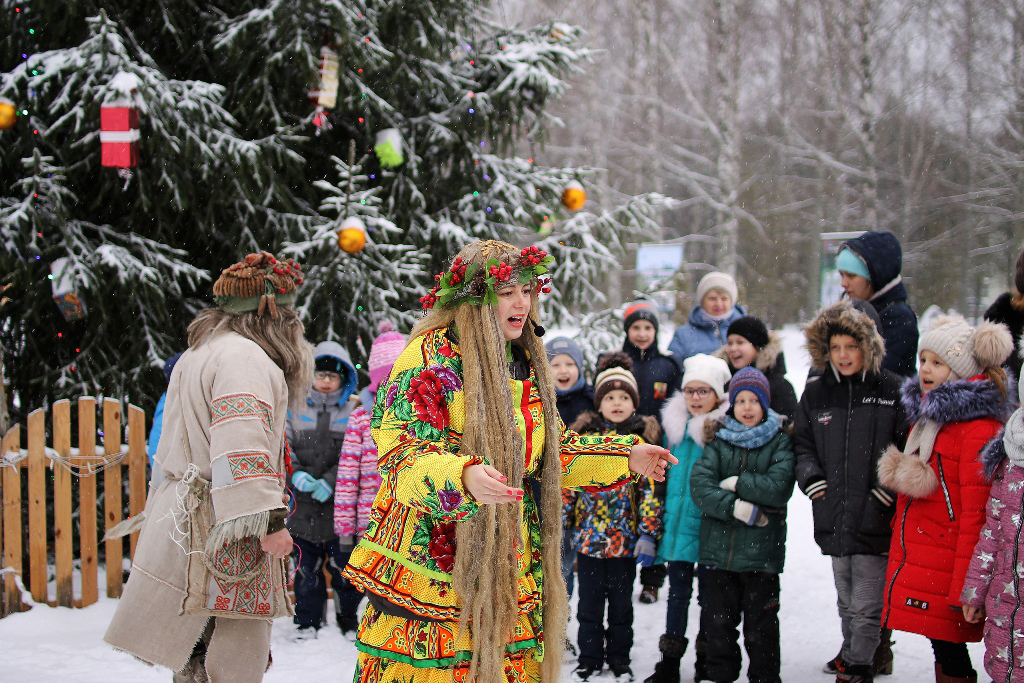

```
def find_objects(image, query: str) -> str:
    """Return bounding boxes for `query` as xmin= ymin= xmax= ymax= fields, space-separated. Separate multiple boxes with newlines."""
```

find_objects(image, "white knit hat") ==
xmin=696 ymin=271 xmax=739 ymax=306
xmin=682 ymin=353 xmax=732 ymax=400
xmin=918 ymin=315 xmax=1013 ymax=380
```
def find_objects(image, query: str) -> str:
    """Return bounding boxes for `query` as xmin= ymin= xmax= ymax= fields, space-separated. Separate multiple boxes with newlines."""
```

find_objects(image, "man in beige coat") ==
xmin=105 ymin=252 xmax=314 ymax=682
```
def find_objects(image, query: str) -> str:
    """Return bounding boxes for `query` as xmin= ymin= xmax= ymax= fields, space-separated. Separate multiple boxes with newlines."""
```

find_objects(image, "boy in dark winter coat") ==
xmin=605 ymin=301 xmax=682 ymax=603
xmin=286 ymin=341 xmax=363 ymax=638
xmin=566 ymin=353 xmax=662 ymax=683
xmin=690 ymin=367 xmax=795 ymax=683
xmin=795 ymin=300 xmax=909 ymax=683
xmin=714 ymin=315 xmax=798 ymax=420
xmin=836 ymin=231 xmax=919 ymax=378
xmin=982 ymin=247 xmax=1024 ymax=379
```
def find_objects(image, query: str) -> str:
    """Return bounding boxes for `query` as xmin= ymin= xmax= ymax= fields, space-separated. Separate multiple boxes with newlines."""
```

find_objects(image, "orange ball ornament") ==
xmin=337 ymin=217 xmax=367 ymax=254
xmin=0 ymin=99 xmax=17 ymax=130
xmin=561 ymin=180 xmax=585 ymax=212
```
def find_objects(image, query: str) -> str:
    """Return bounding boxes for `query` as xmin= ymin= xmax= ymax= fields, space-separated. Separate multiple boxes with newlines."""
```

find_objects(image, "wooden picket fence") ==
xmin=0 ymin=397 xmax=147 ymax=617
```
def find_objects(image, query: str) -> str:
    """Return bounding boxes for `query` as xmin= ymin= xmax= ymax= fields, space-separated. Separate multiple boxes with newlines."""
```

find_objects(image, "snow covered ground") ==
xmin=0 ymin=327 xmax=984 ymax=681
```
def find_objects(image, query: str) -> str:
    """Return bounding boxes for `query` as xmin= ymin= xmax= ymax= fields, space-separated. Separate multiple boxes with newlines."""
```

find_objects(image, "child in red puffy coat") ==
xmin=878 ymin=316 xmax=1014 ymax=683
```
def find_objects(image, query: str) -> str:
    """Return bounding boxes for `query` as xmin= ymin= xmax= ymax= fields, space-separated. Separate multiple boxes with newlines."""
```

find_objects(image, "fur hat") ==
xmin=368 ymin=321 xmax=406 ymax=392
xmin=213 ymin=251 xmax=304 ymax=318
xmin=696 ymin=271 xmax=738 ymax=306
xmin=918 ymin=315 xmax=1013 ymax=380
xmin=545 ymin=336 xmax=585 ymax=374
xmin=803 ymin=300 xmax=886 ymax=374
xmin=729 ymin=366 xmax=771 ymax=410
xmin=594 ymin=352 xmax=640 ymax=408
xmin=727 ymin=316 xmax=770 ymax=350
xmin=623 ymin=300 xmax=659 ymax=333
xmin=682 ymin=353 xmax=732 ymax=400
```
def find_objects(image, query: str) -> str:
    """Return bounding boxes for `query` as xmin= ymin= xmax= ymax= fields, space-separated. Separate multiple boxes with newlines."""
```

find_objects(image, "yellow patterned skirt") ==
xmin=352 ymin=602 xmax=544 ymax=683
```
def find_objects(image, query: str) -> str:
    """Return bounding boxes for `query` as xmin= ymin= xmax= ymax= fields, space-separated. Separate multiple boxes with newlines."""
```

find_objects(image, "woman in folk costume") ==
xmin=105 ymin=252 xmax=313 ymax=682
xmin=341 ymin=240 xmax=675 ymax=683
xmin=878 ymin=315 xmax=1015 ymax=683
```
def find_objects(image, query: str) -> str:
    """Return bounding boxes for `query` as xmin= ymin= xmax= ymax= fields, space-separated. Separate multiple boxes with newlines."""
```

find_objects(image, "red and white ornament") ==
xmin=100 ymin=98 xmax=139 ymax=168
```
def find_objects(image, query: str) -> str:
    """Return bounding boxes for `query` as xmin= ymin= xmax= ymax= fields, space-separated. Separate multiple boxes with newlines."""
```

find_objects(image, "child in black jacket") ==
xmin=794 ymin=300 xmax=908 ymax=681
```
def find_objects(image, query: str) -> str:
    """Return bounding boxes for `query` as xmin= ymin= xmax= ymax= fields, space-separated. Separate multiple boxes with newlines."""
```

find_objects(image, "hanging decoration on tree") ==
xmin=337 ymin=217 xmax=367 ymax=254
xmin=50 ymin=258 xmax=87 ymax=321
xmin=310 ymin=46 xmax=339 ymax=131
xmin=0 ymin=98 xmax=17 ymax=130
xmin=374 ymin=128 xmax=404 ymax=168
xmin=100 ymin=97 xmax=140 ymax=170
xmin=561 ymin=180 xmax=586 ymax=212
xmin=534 ymin=215 xmax=554 ymax=236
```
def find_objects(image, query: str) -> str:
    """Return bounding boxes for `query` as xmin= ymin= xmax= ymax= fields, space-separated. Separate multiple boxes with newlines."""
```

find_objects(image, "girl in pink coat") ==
xmin=961 ymin=346 xmax=1024 ymax=683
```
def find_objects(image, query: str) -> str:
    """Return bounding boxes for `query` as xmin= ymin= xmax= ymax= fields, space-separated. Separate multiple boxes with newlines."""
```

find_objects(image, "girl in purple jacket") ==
xmin=961 ymin=346 xmax=1024 ymax=683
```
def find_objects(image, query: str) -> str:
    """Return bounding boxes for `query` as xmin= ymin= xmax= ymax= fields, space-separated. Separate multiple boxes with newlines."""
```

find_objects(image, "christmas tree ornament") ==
xmin=313 ymin=47 xmax=340 ymax=109
xmin=0 ymin=98 xmax=17 ymax=130
xmin=100 ymin=98 xmax=140 ymax=168
xmin=561 ymin=180 xmax=585 ymax=211
xmin=338 ymin=216 xmax=367 ymax=253
xmin=536 ymin=218 xmax=554 ymax=236
xmin=310 ymin=47 xmax=339 ymax=132
xmin=50 ymin=258 xmax=87 ymax=321
xmin=374 ymin=128 xmax=404 ymax=168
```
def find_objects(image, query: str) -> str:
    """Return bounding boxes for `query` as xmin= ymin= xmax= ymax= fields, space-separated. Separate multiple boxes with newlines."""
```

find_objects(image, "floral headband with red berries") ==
xmin=420 ymin=246 xmax=554 ymax=310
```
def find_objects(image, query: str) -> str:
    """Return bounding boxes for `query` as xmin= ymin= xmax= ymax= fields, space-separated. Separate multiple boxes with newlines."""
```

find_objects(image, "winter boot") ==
xmin=873 ymin=629 xmax=893 ymax=675
xmin=173 ymin=655 xmax=210 ymax=683
xmin=694 ymin=630 xmax=709 ymax=682
xmin=837 ymin=663 xmax=873 ymax=683
xmin=639 ymin=584 xmax=659 ymax=604
xmin=642 ymin=634 xmax=687 ymax=683
xmin=824 ymin=651 xmax=847 ymax=675
xmin=933 ymin=663 xmax=977 ymax=683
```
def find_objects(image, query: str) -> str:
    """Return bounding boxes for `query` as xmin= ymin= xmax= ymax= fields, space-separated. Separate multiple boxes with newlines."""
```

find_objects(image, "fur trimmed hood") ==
xmin=899 ymin=374 xmax=1015 ymax=426
xmin=712 ymin=331 xmax=786 ymax=374
xmin=571 ymin=410 xmax=661 ymax=445
xmin=661 ymin=391 xmax=729 ymax=447
xmin=804 ymin=300 xmax=886 ymax=375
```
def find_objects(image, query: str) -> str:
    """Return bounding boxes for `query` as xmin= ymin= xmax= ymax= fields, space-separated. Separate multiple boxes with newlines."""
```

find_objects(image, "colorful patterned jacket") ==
xmin=333 ymin=390 xmax=383 ymax=542
xmin=342 ymin=328 xmax=640 ymax=634
xmin=563 ymin=411 xmax=662 ymax=558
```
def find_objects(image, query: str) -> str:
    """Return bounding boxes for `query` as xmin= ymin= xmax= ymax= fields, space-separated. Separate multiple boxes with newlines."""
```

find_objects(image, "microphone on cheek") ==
xmin=530 ymin=317 xmax=546 ymax=338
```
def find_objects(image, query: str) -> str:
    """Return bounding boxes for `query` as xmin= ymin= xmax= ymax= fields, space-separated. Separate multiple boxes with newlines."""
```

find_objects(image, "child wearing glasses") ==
xmin=286 ymin=341 xmax=360 ymax=639
xmin=715 ymin=315 xmax=798 ymax=421
xmin=645 ymin=354 xmax=732 ymax=683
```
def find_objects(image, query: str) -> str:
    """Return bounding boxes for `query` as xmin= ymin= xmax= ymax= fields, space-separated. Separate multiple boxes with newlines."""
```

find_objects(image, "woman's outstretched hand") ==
xmin=629 ymin=443 xmax=677 ymax=482
xmin=463 ymin=463 xmax=524 ymax=504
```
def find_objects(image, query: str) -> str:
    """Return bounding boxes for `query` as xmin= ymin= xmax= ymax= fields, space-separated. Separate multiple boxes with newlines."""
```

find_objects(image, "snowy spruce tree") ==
xmin=0 ymin=0 xmax=662 ymax=417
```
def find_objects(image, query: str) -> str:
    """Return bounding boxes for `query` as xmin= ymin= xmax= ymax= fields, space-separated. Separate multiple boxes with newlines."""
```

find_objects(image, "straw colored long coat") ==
xmin=104 ymin=332 xmax=292 ymax=679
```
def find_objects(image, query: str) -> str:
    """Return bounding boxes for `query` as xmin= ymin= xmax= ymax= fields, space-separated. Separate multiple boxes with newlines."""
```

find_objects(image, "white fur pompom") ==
xmin=972 ymin=321 xmax=1013 ymax=368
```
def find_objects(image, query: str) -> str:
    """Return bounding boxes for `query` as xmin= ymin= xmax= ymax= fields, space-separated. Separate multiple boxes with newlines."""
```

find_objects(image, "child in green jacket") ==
xmin=690 ymin=366 xmax=795 ymax=683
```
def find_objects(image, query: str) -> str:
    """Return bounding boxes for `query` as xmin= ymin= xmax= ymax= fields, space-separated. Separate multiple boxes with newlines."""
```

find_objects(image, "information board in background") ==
xmin=635 ymin=243 xmax=684 ymax=314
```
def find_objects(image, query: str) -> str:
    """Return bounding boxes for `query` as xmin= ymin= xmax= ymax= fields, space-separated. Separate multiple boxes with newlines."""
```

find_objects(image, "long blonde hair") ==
xmin=187 ymin=306 xmax=314 ymax=407
xmin=411 ymin=240 xmax=568 ymax=683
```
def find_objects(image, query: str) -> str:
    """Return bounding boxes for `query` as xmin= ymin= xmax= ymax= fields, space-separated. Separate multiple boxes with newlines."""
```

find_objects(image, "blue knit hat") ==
xmin=545 ymin=336 xmax=584 ymax=374
xmin=729 ymin=366 xmax=771 ymax=411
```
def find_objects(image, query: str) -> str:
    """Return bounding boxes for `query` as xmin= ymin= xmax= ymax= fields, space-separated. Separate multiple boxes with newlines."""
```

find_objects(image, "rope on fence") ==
xmin=0 ymin=447 xmax=130 ymax=475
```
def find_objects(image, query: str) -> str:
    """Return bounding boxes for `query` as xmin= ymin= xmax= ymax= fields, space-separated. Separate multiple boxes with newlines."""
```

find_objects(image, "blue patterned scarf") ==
xmin=716 ymin=410 xmax=782 ymax=449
